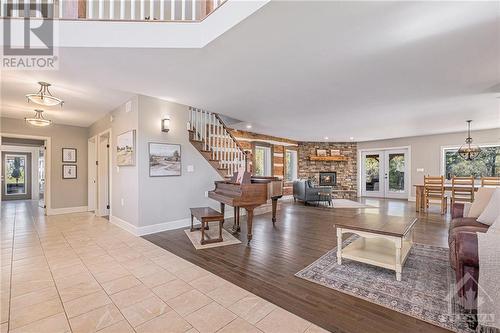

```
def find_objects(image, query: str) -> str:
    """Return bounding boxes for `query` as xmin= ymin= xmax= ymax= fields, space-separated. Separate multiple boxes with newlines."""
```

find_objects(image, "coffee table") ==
xmin=335 ymin=214 xmax=418 ymax=281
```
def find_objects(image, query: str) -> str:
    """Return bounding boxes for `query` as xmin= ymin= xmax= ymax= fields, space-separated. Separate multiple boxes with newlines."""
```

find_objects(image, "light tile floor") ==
xmin=1 ymin=201 xmax=329 ymax=333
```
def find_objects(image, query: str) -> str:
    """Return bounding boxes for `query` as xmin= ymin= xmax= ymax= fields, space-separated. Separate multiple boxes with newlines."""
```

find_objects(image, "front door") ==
xmin=2 ymin=152 xmax=32 ymax=201
xmin=361 ymin=149 xmax=409 ymax=199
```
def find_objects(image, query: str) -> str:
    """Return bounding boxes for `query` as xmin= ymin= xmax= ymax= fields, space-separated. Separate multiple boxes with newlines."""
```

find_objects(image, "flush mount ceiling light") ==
xmin=25 ymin=109 xmax=52 ymax=127
xmin=26 ymin=82 xmax=64 ymax=107
xmin=457 ymin=120 xmax=481 ymax=161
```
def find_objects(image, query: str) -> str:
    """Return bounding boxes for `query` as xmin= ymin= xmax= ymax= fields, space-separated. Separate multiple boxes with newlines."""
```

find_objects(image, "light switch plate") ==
xmin=416 ymin=168 xmax=424 ymax=172
xmin=187 ymin=165 xmax=194 ymax=172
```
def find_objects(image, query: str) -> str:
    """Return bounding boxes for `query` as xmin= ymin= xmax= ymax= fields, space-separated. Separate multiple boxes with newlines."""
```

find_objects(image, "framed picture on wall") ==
xmin=316 ymin=149 xmax=327 ymax=157
xmin=62 ymin=148 xmax=77 ymax=163
xmin=149 ymin=143 xmax=181 ymax=177
xmin=62 ymin=164 xmax=77 ymax=179
xmin=117 ymin=130 xmax=136 ymax=166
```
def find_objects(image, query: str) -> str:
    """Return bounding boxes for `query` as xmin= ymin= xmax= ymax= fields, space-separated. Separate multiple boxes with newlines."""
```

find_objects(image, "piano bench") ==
xmin=189 ymin=207 xmax=225 ymax=245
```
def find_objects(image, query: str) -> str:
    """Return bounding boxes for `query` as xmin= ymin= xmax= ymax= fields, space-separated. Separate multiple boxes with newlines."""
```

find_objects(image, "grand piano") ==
xmin=208 ymin=171 xmax=283 ymax=243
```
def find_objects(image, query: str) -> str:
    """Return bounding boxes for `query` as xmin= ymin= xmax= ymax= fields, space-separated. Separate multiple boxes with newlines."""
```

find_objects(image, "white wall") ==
xmin=357 ymin=128 xmax=500 ymax=198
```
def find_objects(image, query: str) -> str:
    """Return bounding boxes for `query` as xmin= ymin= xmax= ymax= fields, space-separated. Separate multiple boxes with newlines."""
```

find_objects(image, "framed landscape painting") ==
xmin=149 ymin=143 xmax=181 ymax=177
xmin=117 ymin=130 xmax=135 ymax=166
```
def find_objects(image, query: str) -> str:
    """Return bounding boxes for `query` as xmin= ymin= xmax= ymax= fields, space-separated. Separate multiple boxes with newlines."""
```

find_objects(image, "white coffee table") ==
xmin=335 ymin=214 xmax=418 ymax=281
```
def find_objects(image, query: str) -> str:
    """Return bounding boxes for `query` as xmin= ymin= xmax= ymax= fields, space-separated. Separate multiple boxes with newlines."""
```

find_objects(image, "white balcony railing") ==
xmin=0 ymin=0 xmax=226 ymax=21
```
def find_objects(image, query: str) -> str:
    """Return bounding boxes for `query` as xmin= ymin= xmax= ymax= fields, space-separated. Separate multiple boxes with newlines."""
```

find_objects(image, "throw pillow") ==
xmin=467 ymin=187 xmax=496 ymax=218
xmin=477 ymin=188 xmax=500 ymax=226
xmin=488 ymin=214 xmax=500 ymax=233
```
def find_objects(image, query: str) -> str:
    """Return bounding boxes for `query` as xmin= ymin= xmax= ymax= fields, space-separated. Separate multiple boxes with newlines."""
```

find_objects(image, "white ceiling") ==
xmin=1 ymin=1 xmax=499 ymax=141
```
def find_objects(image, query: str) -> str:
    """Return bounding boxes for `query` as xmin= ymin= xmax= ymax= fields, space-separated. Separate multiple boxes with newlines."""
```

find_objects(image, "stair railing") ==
xmin=188 ymin=106 xmax=247 ymax=177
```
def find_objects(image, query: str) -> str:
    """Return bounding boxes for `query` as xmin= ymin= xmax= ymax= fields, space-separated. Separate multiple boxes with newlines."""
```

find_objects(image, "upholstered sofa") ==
xmin=293 ymin=180 xmax=332 ymax=205
xmin=449 ymin=203 xmax=489 ymax=310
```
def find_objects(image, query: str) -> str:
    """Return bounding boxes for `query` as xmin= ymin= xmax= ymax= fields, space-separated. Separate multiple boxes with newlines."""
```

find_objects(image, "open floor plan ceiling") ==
xmin=1 ymin=1 xmax=499 ymax=141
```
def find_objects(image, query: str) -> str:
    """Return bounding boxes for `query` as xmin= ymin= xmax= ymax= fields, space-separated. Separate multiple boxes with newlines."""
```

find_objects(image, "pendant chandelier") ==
xmin=457 ymin=120 xmax=481 ymax=161
xmin=26 ymin=82 xmax=64 ymax=107
xmin=25 ymin=109 xmax=52 ymax=127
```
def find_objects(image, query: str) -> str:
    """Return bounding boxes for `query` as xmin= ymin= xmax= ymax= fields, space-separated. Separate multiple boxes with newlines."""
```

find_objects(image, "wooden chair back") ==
xmin=451 ymin=176 xmax=474 ymax=203
xmin=424 ymin=176 xmax=445 ymax=198
xmin=481 ymin=176 xmax=500 ymax=187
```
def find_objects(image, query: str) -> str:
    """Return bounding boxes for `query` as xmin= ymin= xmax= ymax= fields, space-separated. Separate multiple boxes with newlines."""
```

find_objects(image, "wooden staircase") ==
xmin=188 ymin=107 xmax=248 ymax=178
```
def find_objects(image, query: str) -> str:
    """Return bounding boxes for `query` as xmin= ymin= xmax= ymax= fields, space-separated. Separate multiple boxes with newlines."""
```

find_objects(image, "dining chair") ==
xmin=451 ymin=176 xmax=474 ymax=206
xmin=481 ymin=176 xmax=500 ymax=187
xmin=424 ymin=175 xmax=447 ymax=215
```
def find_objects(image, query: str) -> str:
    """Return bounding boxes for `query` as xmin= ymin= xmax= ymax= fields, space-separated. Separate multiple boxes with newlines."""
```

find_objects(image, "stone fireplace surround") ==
xmin=297 ymin=142 xmax=357 ymax=199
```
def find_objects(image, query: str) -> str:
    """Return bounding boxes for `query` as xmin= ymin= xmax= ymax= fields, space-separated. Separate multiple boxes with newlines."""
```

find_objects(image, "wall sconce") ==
xmin=161 ymin=116 xmax=170 ymax=132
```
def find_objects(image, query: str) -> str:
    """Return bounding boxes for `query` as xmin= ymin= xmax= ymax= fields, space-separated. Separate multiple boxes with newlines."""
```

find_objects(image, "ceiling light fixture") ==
xmin=26 ymin=82 xmax=64 ymax=107
xmin=25 ymin=109 xmax=52 ymax=127
xmin=457 ymin=120 xmax=481 ymax=161
xmin=246 ymin=124 xmax=252 ymax=129
xmin=324 ymin=136 xmax=329 ymax=140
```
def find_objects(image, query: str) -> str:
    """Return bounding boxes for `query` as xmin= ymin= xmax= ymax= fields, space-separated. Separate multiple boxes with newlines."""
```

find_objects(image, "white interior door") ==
xmin=97 ymin=135 xmax=110 ymax=216
xmin=361 ymin=151 xmax=384 ymax=197
xmin=88 ymin=138 xmax=97 ymax=212
xmin=383 ymin=149 xmax=409 ymax=199
xmin=361 ymin=149 xmax=409 ymax=198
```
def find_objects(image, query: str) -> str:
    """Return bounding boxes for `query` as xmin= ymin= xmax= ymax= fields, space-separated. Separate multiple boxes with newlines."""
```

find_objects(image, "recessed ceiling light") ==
xmin=246 ymin=124 xmax=252 ymax=129
xmin=349 ymin=137 xmax=354 ymax=141
xmin=26 ymin=82 xmax=64 ymax=107
xmin=25 ymin=109 xmax=52 ymax=127
xmin=324 ymin=136 xmax=329 ymax=140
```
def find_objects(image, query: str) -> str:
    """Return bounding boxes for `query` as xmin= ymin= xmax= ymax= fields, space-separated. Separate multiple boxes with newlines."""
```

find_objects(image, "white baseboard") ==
xmin=408 ymin=196 xmax=416 ymax=202
xmin=110 ymin=215 xmax=192 ymax=236
xmin=46 ymin=206 xmax=88 ymax=216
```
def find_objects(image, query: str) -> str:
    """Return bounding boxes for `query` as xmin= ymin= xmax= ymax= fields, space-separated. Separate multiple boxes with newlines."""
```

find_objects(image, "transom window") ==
xmin=443 ymin=145 xmax=500 ymax=180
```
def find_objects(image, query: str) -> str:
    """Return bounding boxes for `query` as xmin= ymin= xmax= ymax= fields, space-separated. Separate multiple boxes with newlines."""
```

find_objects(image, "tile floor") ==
xmin=1 ymin=201 xmax=328 ymax=333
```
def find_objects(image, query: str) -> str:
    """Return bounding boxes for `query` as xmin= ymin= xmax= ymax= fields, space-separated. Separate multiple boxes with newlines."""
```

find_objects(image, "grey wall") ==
xmin=89 ymin=95 xmax=222 ymax=231
xmin=88 ymin=96 xmax=140 ymax=226
xmin=136 ymin=95 xmax=222 ymax=228
xmin=357 ymin=128 xmax=500 ymax=197
xmin=0 ymin=117 xmax=88 ymax=209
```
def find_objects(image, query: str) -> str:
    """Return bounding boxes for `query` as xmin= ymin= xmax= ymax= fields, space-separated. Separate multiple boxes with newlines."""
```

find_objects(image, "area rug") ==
xmin=330 ymin=199 xmax=375 ymax=209
xmin=184 ymin=222 xmax=241 ymax=250
xmin=295 ymin=236 xmax=473 ymax=332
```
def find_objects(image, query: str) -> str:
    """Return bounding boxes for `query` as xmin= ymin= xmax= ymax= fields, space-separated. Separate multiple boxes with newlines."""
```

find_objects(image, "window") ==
xmin=443 ymin=145 xmax=500 ymax=180
xmin=285 ymin=149 xmax=298 ymax=181
xmin=254 ymin=146 xmax=271 ymax=176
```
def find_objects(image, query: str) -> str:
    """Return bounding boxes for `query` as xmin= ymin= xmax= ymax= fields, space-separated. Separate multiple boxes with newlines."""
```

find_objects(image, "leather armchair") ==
xmin=293 ymin=180 xmax=332 ymax=205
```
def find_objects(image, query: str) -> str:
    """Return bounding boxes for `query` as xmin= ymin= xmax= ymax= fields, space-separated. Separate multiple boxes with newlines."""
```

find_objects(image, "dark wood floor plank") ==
xmin=144 ymin=198 xmax=452 ymax=333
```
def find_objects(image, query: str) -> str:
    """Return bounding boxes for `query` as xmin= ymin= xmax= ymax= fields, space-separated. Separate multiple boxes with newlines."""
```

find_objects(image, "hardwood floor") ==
xmin=144 ymin=198 xmax=452 ymax=333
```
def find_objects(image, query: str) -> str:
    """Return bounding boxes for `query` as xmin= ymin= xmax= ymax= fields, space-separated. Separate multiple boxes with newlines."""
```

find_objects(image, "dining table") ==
xmin=413 ymin=184 xmax=481 ymax=212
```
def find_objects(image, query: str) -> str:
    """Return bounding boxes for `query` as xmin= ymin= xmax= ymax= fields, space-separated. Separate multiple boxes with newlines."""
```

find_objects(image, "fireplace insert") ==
xmin=319 ymin=172 xmax=337 ymax=186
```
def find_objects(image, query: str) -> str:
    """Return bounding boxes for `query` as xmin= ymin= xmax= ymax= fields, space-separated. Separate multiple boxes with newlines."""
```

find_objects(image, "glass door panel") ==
xmin=361 ymin=151 xmax=384 ymax=197
xmin=2 ymin=152 xmax=32 ymax=201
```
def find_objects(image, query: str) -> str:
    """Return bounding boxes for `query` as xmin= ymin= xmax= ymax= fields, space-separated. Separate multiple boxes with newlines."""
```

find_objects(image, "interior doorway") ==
xmin=360 ymin=148 xmax=410 ymax=199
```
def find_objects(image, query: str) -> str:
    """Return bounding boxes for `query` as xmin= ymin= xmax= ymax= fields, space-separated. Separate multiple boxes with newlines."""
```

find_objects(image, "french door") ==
xmin=361 ymin=149 xmax=409 ymax=199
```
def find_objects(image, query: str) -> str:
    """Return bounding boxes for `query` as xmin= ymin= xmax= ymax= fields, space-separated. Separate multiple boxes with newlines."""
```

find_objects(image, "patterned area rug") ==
xmin=184 ymin=222 xmax=241 ymax=250
xmin=296 ymin=236 xmax=473 ymax=332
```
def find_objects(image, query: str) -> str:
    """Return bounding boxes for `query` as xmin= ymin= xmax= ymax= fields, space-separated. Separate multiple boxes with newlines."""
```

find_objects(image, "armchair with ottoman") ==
xmin=293 ymin=180 xmax=332 ymax=206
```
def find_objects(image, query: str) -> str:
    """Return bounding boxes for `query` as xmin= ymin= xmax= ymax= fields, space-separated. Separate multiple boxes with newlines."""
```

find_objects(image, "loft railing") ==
xmin=189 ymin=107 xmax=247 ymax=177
xmin=0 ymin=0 xmax=226 ymax=21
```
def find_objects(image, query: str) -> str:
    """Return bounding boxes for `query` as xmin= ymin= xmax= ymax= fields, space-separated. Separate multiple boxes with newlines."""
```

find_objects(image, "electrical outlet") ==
xmin=187 ymin=165 xmax=194 ymax=172
xmin=205 ymin=191 xmax=208 ymax=198
xmin=121 ymin=198 xmax=124 ymax=206
xmin=416 ymin=168 xmax=424 ymax=172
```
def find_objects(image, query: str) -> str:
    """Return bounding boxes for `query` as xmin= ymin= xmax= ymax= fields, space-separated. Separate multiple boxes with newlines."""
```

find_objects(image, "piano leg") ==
xmin=232 ymin=207 xmax=241 ymax=233
xmin=246 ymin=207 xmax=254 ymax=244
xmin=271 ymin=198 xmax=278 ymax=224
